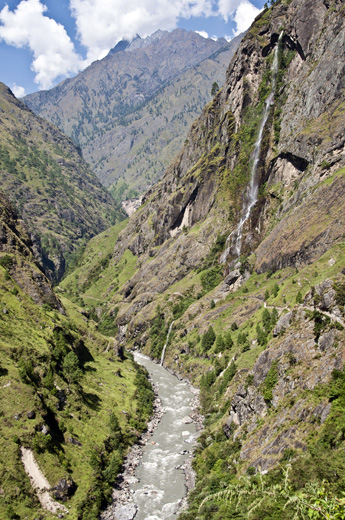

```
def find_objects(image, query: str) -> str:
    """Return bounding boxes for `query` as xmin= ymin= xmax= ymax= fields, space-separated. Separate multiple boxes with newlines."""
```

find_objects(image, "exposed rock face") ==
xmin=94 ymin=0 xmax=345 ymax=346
xmin=273 ymin=311 xmax=292 ymax=336
xmin=224 ymin=306 xmax=344 ymax=470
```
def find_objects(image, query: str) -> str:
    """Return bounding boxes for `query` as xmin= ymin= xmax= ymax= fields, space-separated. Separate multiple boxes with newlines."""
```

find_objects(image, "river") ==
xmin=130 ymin=352 xmax=199 ymax=520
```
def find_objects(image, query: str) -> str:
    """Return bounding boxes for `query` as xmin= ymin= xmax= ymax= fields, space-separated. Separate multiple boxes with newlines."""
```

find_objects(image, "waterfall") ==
xmin=160 ymin=321 xmax=174 ymax=366
xmin=221 ymin=32 xmax=283 ymax=262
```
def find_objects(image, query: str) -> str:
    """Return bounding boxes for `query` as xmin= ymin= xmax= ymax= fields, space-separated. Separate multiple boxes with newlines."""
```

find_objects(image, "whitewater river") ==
xmin=131 ymin=352 xmax=199 ymax=520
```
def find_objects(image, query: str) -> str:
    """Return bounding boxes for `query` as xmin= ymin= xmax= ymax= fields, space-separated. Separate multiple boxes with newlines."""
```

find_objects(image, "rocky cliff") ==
xmin=60 ymin=1 xmax=345 ymax=517
xmin=23 ymin=30 xmax=242 ymax=199
xmin=0 ymin=83 xmax=123 ymax=280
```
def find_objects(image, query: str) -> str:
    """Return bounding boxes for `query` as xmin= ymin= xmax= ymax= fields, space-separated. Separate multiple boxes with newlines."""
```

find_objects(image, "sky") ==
xmin=0 ymin=0 xmax=266 ymax=97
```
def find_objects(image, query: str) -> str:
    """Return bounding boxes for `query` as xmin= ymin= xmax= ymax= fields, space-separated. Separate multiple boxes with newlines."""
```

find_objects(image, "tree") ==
xmin=272 ymin=283 xmax=279 ymax=298
xmin=296 ymin=291 xmax=303 ymax=304
xmin=109 ymin=412 xmax=121 ymax=433
xmin=211 ymin=82 xmax=219 ymax=96
xmin=214 ymin=334 xmax=225 ymax=353
xmin=224 ymin=331 xmax=233 ymax=349
xmin=201 ymin=326 xmax=216 ymax=352
xmin=63 ymin=351 xmax=82 ymax=383
xmin=256 ymin=324 xmax=268 ymax=346
xmin=262 ymin=308 xmax=272 ymax=333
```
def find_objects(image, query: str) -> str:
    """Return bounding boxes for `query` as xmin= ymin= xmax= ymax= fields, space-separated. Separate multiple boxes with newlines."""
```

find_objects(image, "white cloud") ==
xmin=0 ymin=0 xmax=262 ymax=91
xmin=232 ymin=0 xmax=261 ymax=34
xmin=217 ymin=0 xmax=243 ymax=21
xmin=0 ymin=0 xmax=84 ymax=89
xmin=217 ymin=0 xmax=261 ymax=35
xmin=69 ymin=0 xmax=214 ymax=63
xmin=195 ymin=30 xmax=209 ymax=39
xmin=11 ymin=84 xmax=26 ymax=98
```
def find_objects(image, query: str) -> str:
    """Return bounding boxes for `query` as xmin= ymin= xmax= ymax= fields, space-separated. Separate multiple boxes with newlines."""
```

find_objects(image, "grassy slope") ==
xmin=0 ymin=254 xmax=152 ymax=520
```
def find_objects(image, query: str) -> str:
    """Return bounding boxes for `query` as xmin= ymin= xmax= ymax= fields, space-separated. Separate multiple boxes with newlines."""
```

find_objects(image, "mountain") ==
xmin=60 ymin=0 xmax=345 ymax=517
xmin=0 ymin=83 xmax=123 ymax=281
xmin=0 ymin=193 xmax=153 ymax=520
xmin=23 ymin=29 xmax=242 ymax=200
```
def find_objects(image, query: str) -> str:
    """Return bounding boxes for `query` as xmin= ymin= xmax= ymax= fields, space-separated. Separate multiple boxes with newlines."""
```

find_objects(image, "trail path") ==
xmin=21 ymin=447 xmax=68 ymax=514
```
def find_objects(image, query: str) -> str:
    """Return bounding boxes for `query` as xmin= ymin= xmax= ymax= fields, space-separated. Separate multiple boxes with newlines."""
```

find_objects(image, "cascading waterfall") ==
xmin=221 ymin=32 xmax=283 ymax=262
xmin=160 ymin=321 xmax=174 ymax=366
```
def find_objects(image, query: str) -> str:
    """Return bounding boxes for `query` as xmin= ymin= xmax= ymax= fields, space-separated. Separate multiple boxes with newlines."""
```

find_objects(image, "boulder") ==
xmin=52 ymin=478 xmax=76 ymax=501
xmin=273 ymin=312 xmax=292 ymax=336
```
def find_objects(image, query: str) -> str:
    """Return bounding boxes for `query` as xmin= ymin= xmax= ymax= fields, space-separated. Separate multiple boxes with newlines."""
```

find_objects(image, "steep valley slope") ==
xmin=0 ymin=193 xmax=154 ymax=520
xmin=0 ymin=83 xmax=123 ymax=281
xmin=59 ymin=0 xmax=345 ymax=518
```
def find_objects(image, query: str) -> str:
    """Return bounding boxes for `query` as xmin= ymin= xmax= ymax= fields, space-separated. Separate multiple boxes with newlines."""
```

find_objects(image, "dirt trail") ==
xmin=21 ymin=447 xmax=68 ymax=514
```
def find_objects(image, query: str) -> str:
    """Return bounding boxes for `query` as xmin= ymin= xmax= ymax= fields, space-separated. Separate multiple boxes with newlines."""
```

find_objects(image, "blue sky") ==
xmin=0 ymin=0 xmax=266 ymax=97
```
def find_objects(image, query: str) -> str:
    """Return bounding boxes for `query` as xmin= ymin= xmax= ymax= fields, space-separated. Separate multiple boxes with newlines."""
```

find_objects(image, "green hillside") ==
xmin=0 ymin=83 xmax=124 ymax=281
xmin=0 ymin=193 xmax=152 ymax=520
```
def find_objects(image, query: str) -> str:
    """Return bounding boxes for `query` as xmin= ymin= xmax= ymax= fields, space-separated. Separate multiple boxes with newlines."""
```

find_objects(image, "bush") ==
xmin=200 ymin=266 xmax=223 ymax=293
xmin=0 ymin=254 xmax=13 ymax=269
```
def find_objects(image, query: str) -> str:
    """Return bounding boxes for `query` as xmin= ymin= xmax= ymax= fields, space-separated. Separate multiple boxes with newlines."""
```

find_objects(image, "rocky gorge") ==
xmin=59 ymin=0 xmax=345 ymax=518
xmin=0 ymin=0 xmax=344 ymax=518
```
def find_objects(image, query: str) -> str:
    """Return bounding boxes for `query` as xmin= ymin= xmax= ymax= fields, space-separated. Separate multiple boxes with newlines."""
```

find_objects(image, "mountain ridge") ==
xmin=23 ymin=29 xmax=242 ymax=198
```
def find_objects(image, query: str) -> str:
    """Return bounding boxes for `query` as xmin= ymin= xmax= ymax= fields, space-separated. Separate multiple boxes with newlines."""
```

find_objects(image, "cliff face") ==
xmin=59 ymin=2 xmax=345 ymax=513
xmin=65 ymin=0 xmax=345 ymax=333
xmin=0 ymin=192 xmax=63 ymax=311
xmin=23 ymin=30 xmax=242 ymax=198
xmin=0 ymin=83 xmax=123 ymax=280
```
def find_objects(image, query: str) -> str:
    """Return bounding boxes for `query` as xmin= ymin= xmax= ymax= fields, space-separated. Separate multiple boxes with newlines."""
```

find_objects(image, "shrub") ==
xmin=200 ymin=266 xmax=223 ymax=293
xmin=0 ymin=254 xmax=13 ymax=269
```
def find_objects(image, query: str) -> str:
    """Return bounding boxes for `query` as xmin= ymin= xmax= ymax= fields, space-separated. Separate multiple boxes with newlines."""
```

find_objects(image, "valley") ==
xmin=0 ymin=0 xmax=345 ymax=519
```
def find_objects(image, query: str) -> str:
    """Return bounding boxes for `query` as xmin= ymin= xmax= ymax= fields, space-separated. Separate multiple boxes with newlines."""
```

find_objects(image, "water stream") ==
xmin=221 ymin=33 xmax=283 ymax=262
xmin=160 ymin=321 xmax=174 ymax=366
xmin=131 ymin=353 xmax=199 ymax=520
